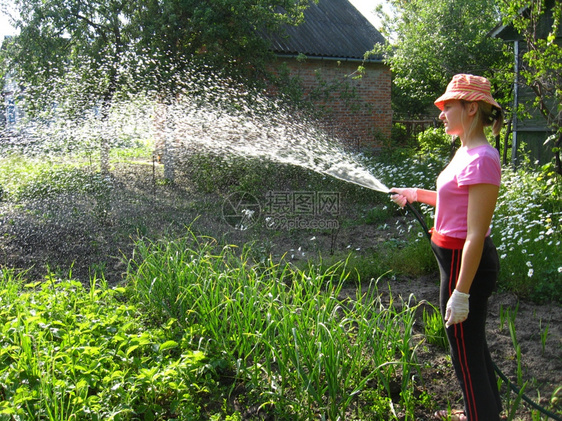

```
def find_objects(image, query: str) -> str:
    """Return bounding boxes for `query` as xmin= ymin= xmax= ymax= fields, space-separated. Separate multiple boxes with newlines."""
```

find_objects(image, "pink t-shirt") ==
xmin=435 ymin=144 xmax=501 ymax=239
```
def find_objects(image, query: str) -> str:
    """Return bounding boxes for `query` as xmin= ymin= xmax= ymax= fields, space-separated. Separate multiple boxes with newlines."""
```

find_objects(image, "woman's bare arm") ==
xmin=454 ymin=183 xmax=499 ymax=294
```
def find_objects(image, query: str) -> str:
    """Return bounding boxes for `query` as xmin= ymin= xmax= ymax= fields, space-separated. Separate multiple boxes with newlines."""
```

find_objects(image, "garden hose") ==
xmin=399 ymin=200 xmax=561 ymax=421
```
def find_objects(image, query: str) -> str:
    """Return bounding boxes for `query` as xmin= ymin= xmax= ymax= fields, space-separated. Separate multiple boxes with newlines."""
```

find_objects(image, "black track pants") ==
xmin=432 ymin=237 xmax=502 ymax=421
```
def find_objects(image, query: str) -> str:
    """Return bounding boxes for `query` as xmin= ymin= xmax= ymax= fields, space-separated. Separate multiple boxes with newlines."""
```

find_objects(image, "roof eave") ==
xmin=274 ymin=53 xmax=384 ymax=64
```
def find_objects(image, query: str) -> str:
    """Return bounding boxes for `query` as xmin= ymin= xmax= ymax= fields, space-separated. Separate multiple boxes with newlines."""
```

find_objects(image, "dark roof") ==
xmin=264 ymin=0 xmax=386 ymax=62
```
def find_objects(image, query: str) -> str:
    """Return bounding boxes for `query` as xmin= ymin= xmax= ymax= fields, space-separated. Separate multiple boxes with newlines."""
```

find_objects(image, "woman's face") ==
xmin=439 ymin=100 xmax=465 ymax=137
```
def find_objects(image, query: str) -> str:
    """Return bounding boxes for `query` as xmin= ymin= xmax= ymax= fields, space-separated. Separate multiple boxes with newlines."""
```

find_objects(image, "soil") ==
xmin=0 ymin=161 xmax=560 ymax=420
xmin=370 ymin=277 xmax=562 ymax=420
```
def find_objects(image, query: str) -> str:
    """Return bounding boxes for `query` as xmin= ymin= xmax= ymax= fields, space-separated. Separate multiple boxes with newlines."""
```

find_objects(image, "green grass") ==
xmin=125 ymin=232 xmax=430 ymax=419
xmin=0 ymin=156 xmax=111 ymax=202
xmin=422 ymin=304 xmax=448 ymax=350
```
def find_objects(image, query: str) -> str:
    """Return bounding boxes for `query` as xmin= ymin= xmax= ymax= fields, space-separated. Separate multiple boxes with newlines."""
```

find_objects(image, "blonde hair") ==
xmin=478 ymin=101 xmax=504 ymax=136
xmin=461 ymin=100 xmax=504 ymax=139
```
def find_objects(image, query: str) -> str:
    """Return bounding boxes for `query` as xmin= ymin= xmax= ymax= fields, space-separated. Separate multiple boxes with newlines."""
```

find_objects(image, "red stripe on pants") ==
xmin=450 ymin=249 xmax=477 ymax=420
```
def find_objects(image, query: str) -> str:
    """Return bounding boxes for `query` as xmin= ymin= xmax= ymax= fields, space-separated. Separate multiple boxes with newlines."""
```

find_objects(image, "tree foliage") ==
xmin=376 ymin=0 xmax=509 ymax=118
xmin=128 ymin=0 xmax=310 ymax=96
xmin=0 ymin=0 xmax=312 ymax=109
xmin=498 ymin=0 xmax=562 ymax=174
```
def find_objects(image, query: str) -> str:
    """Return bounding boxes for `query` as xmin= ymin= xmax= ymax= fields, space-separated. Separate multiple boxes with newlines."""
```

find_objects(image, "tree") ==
xmin=1 ymin=0 xmax=139 ymax=173
xmin=498 ymin=0 xmax=562 ymax=175
xmin=129 ymin=0 xmax=309 ymax=94
xmin=1 ymin=0 xmax=310 ymax=103
xmin=0 ymin=0 xmax=313 ymax=174
xmin=374 ymin=0 xmax=510 ymax=119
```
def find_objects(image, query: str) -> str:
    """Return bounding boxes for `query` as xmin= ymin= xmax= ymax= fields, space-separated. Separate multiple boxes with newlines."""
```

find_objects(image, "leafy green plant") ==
xmin=0 ymin=270 xmax=213 ymax=420
xmin=506 ymin=381 xmax=529 ymax=421
xmin=417 ymin=127 xmax=455 ymax=160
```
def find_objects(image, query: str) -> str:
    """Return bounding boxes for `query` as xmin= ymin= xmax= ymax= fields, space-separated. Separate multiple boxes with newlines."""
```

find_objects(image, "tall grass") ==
xmin=126 ymin=232 xmax=430 ymax=419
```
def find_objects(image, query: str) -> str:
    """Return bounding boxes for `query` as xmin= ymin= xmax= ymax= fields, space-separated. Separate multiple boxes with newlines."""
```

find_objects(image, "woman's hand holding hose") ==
xmin=389 ymin=187 xmax=418 ymax=208
xmin=389 ymin=187 xmax=470 ymax=327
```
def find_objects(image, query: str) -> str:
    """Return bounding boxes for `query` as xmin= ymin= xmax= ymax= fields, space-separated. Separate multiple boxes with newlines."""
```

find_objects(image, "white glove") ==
xmin=389 ymin=187 xmax=418 ymax=208
xmin=445 ymin=289 xmax=470 ymax=327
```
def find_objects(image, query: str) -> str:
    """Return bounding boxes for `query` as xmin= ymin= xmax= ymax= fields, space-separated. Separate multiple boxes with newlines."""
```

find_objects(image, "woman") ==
xmin=390 ymin=74 xmax=503 ymax=421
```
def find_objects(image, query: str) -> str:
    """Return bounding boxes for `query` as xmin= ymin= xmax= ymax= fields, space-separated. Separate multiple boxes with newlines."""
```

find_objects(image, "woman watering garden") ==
xmin=390 ymin=74 xmax=504 ymax=421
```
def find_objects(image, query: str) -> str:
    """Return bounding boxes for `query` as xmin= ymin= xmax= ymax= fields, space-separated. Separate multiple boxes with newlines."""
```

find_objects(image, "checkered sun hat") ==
xmin=434 ymin=74 xmax=501 ymax=111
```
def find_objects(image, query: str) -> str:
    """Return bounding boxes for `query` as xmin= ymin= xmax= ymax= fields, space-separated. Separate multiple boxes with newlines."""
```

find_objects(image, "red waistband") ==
xmin=430 ymin=229 xmax=466 ymax=249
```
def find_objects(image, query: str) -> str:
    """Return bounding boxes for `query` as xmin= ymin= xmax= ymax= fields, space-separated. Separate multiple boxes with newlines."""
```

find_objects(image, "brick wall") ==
xmin=271 ymin=58 xmax=392 ymax=150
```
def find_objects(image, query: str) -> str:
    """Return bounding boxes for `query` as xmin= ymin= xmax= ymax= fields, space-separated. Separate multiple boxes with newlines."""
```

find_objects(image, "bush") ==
xmin=391 ymin=122 xmax=412 ymax=145
xmin=417 ymin=127 xmax=455 ymax=160
xmin=493 ymin=164 xmax=561 ymax=302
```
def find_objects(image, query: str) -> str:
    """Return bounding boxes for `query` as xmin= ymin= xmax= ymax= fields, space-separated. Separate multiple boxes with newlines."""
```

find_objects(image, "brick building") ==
xmin=263 ymin=0 xmax=391 ymax=150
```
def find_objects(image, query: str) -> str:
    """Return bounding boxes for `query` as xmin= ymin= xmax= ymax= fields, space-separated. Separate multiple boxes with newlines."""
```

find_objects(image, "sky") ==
xmin=0 ymin=15 xmax=13 ymax=39
xmin=0 ymin=0 xmax=386 ymax=39
xmin=349 ymin=0 xmax=385 ymax=29
xmin=0 ymin=0 xmax=17 ymax=39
